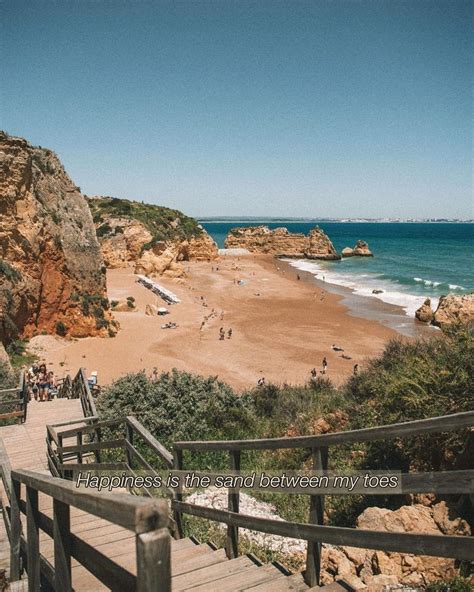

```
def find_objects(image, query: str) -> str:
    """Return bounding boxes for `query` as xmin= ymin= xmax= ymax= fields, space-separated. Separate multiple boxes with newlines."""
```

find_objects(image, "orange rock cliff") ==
xmin=0 ymin=131 xmax=115 ymax=342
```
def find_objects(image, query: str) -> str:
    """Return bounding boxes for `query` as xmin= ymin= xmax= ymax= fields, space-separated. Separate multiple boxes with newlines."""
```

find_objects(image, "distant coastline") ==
xmin=198 ymin=217 xmax=473 ymax=223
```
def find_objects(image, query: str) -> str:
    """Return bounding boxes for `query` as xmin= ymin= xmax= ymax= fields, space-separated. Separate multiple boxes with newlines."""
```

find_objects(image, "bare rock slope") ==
xmin=0 ymin=131 xmax=114 ymax=342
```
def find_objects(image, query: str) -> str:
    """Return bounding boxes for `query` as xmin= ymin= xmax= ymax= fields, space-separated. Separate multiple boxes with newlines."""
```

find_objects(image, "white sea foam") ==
xmin=284 ymin=259 xmax=439 ymax=318
xmin=449 ymin=284 xmax=465 ymax=290
xmin=413 ymin=277 xmax=441 ymax=287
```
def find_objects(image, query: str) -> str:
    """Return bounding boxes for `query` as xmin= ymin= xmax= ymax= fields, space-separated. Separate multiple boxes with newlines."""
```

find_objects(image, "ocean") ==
xmin=200 ymin=221 xmax=473 ymax=320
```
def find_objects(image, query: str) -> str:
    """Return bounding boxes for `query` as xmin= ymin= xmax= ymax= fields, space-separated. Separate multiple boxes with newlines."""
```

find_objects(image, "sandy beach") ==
xmin=29 ymin=252 xmax=400 ymax=391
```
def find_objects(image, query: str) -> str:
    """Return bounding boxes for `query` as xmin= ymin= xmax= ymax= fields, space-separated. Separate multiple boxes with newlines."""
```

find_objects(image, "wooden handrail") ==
xmin=172 ymin=501 xmax=474 ymax=561
xmin=173 ymin=410 xmax=474 ymax=451
xmin=9 ymin=468 xmax=171 ymax=591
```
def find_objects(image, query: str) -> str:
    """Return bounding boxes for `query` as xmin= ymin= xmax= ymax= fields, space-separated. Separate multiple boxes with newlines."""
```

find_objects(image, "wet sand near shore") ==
xmin=30 ymin=253 xmax=401 ymax=391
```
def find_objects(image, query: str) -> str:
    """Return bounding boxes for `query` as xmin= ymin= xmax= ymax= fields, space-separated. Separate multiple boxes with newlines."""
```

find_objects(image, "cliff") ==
xmin=88 ymin=196 xmax=218 ymax=277
xmin=0 ymin=131 xmax=114 ymax=342
xmin=224 ymin=225 xmax=340 ymax=260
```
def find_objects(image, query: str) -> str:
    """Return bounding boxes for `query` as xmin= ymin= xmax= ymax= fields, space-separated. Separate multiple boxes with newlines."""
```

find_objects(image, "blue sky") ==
xmin=1 ymin=1 xmax=472 ymax=218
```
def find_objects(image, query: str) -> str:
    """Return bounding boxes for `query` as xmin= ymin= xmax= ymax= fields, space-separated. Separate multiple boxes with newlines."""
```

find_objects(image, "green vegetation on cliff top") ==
xmin=87 ymin=196 xmax=202 ymax=248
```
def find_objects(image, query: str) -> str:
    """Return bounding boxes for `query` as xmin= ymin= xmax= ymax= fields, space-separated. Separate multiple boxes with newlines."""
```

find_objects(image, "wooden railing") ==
xmin=0 ymin=371 xmax=28 ymax=423
xmin=172 ymin=410 xmax=474 ymax=587
xmin=56 ymin=369 xmax=96 ymax=418
xmin=46 ymin=415 xmax=174 ymax=487
xmin=5 ymin=467 xmax=171 ymax=591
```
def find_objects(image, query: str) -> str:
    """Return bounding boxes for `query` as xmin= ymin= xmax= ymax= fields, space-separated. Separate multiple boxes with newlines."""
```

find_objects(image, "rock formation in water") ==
xmin=88 ymin=196 xmax=218 ymax=277
xmin=431 ymin=293 xmax=474 ymax=331
xmin=342 ymin=240 xmax=373 ymax=257
xmin=415 ymin=298 xmax=434 ymax=323
xmin=0 ymin=132 xmax=115 ymax=343
xmin=224 ymin=225 xmax=340 ymax=260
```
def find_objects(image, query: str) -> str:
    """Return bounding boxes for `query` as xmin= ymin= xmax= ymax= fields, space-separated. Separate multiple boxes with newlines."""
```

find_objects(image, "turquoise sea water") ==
xmin=200 ymin=221 xmax=473 ymax=318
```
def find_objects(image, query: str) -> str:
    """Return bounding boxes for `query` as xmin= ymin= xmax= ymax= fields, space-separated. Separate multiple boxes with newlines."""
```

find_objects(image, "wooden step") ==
xmin=173 ymin=555 xmax=255 ymax=591
xmin=173 ymin=548 xmax=228 ymax=577
xmin=249 ymin=572 xmax=309 ymax=591
xmin=189 ymin=563 xmax=284 ymax=592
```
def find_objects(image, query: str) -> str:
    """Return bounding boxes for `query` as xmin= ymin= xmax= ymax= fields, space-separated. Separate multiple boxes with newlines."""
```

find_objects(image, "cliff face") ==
xmin=225 ymin=225 xmax=340 ymax=260
xmin=0 ymin=132 xmax=114 ymax=342
xmin=88 ymin=196 xmax=218 ymax=277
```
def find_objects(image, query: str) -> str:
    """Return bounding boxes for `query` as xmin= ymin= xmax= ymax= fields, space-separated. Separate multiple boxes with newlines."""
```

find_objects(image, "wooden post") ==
xmin=95 ymin=426 xmax=102 ymax=463
xmin=10 ymin=478 xmax=21 ymax=581
xmin=58 ymin=434 xmax=64 ymax=478
xmin=125 ymin=422 xmax=134 ymax=469
xmin=76 ymin=431 xmax=83 ymax=463
xmin=305 ymin=447 xmax=328 ymax=588
xmin=136 ymin=528 xmax=171 ymax=592
xmin=226 ymin=450 xmax=241 ymax=559
xmin=53 ymin=499 xmax=72 ymax=591
xmin=172 ymin=449 xmax=184 ymax=539
xmin=26 ymin=486 xmax=40 ymax=591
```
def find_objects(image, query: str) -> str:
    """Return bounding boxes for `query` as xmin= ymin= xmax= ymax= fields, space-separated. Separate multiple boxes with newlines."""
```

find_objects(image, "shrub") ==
xmin=0 ymin=260 xmax=21 ymax=282
xmin=97 ymin=370 xmax=256 ymax=467
xmin=55 ymin=321 xmax=67 ymax=336
xmin=110 ymin=300 xmax=119 ymax=308
xmin=426 ymin=577 xmax=473 ymax=592
xmin=345 ymin=327 xmax=474 ymax=472
xmin=96 ymin=223 xmax=113 ymax=237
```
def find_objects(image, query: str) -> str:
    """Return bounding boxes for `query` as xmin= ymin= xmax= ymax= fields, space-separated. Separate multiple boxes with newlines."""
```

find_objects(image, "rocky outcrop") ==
xmin=415 ymin=298 xmax=434 ymax=323
xmin=319 ymin=502 xmax=471 ymax=588
xmin=306 ymin=228 xmax=340 ymax=260
xmin=225 ymin=226 xmax=340 ymax=260
xmin=342 ymin=240 xmax=373 ymax=257
xmin=432 ymin=293 xmax=474 ymax=331
xmin=88 ymin=196 xmax=218 ymax=276
xmin=0 ymin=132 xmax=115 ymax=342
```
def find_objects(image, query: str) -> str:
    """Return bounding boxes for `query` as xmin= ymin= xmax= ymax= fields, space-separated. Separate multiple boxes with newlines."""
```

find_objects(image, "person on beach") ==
xmin=310 ymin=367 xmax=317 ymax=380
xmin=297 ymin=274 xmax=300 ymax=281
xmin=219 ymin=327 xmax=225 ymax=340
xmin=227 ymin=328 xmax=232 ymax=339
xmin=37 ymin=363 xmax=50 ymax=402
xmin=353 ymin=364 xmax=359 ymax=376
xmin=257 ymin=377 xmax=266 ymax=387
xmin=322 ymin=357 xmax=328 ymax=374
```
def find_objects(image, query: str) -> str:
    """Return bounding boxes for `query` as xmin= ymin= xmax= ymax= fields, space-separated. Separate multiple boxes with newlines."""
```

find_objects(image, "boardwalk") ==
xmin=0 ymin=398 xmax=315 ymax=591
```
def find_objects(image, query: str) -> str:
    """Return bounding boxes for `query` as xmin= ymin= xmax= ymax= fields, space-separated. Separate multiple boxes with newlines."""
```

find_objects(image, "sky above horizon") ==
xmin=1 ymin=1 xmax=472 ymax=219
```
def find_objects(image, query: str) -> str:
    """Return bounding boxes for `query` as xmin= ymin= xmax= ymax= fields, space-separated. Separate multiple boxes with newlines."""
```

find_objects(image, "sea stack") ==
xmin=224 ymin=225 xmax=340 ymax=260
xmin=415 ymin=298 xmax=434 ymax=323
xmin=342 ymin=240 xmax=374 ymax=257
xmin=0 ymin=131 xmax=114 ymax=341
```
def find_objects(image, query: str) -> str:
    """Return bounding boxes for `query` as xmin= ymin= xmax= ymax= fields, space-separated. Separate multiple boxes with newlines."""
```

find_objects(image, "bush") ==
xmin=0 ymin=260 xmax=21 ymax=282
xmin=97 ymin=369 xmax=256 ymax=468
xmin=345 ymin=327 xmax=473 ymax=472
xmin=426 ymin=577 xmax=473 ymax=592
xmin=55 ymin=321 xmax=67 ymax=336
